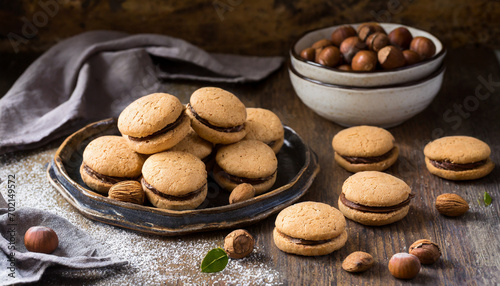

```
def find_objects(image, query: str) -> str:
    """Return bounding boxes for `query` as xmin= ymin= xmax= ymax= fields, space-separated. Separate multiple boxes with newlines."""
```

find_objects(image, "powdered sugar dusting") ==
xmin=0 ymin=146 xmax=282 ymax=285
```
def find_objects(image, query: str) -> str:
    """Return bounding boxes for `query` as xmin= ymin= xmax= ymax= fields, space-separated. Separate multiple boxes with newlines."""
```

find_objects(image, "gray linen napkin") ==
xmin=0 ymin=196 xmax=127 ymax=285
xmin=0 ymin=30 xmax=283 ymax=155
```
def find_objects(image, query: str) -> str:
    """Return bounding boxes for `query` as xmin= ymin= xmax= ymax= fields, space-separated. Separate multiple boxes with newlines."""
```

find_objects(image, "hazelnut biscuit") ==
xmin=244 ymin=108 xmax=285 ymax=154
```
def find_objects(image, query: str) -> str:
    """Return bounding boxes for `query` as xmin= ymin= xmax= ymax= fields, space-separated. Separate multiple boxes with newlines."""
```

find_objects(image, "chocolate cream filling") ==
xmin=142 ymin=178 xmax=205 ymax=201
xmin=340 ymin=193 xmax=415 ymax=213
xmin=340 ymin=148 xmax=394 ymax=164
xmin=128 ymin=113 xmax=184 ymax=142
xmin=430 ymin=159 xmax=487 ymax=171
xmin=83 ymin=164 xmax=137 ymax=185
xmin=187 ymin=103 xmax=244 ymax=133
xmin=214 ymin=164 xmax=276 ymax=185
xmin=276 ymin=229 xmax=333 ymax=246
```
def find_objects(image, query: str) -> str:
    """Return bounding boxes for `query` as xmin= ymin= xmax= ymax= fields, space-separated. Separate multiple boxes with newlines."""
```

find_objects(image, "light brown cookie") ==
xmin=186 ymin=87 xmax=247 ymax=144
xmin=338 ymin=171 xmax=413 ymax=226
xmin=141 ymin=151 xmax=207 ymax=210
xmin=118 ymin=93 xmax=191 ymax=154
xmin=213 ymin=140 xmax=277 ymax=194
xmin=332 ymin=125 xmax=398 ymax=172
xmin=423 ymin=136 xmax=494 ymax=180
xmin=244 ymin=108 xmax=285 ymax=154
xmin=169 ymin=127 xmax=213 ymax=160
xmin=80 ymin=136 xmax=145 ymax=194
xmin=273 ymin=201 xmax=348 ymax=256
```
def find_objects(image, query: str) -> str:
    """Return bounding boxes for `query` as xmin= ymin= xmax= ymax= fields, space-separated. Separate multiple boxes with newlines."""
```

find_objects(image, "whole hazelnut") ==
xmin=300 ymin=47 xmax=316 ymax=62
xmin=331 ymin=25 xmax=357 ymax=46
xmin=337 ymin=64 xmax=353 ymax=71
xmin=410 ymin=36 xmax=436 ymax=60
xmin=340 ymin=36 xmax=366 ymax=63
xmin=24 ymin=226 xmax=59 ymax=254
xmin=351 ymin=50 xmax=377 ymax=72
xmin=229 ymin=183 xmax=256 ymax=204
xmin=314 ymin=48 xmax=323 ymax=63
xmin=311 ymin=39 xmax=333 ymax=50
xmin=366 ymin=32 xmax=389 ymax=52
xmin=318 ymin=46 xmax=341 ymax=67
xmin=342 ymin=251 xmax=375 ymax=273
xmin=388 ymin=253 xmax=421 ymax=279
xmin=357 ymin=22 xmax=386 ymax=42
xmin=224 ymin=229 xmax=255 ymax=259
xmin=388 ymin=27 xmax=413 ymax=50
xmin=409 ymin=239 xmax=441 ymax=264
xmin=378 ymin=46 xmax=405 ymax=70
xmin=402 ymin=50 xmax=421 ymax=66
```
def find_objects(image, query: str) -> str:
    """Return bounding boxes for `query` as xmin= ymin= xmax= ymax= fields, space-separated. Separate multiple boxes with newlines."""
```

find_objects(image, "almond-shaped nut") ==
xmin=342 ymin=251 xmax=374 ymax=273
xmin=409 ymin=239 xmax=441 ymax=264
xmin=108 ymin=180 xmax=145 ymax=205
xmin=229 ymin=183 xmax=256 ymax=204
xmin=435 ymin=193 xmax=469 ymax=217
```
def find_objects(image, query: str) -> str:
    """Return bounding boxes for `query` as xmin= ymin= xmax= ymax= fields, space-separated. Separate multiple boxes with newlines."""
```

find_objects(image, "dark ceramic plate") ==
xmin=47 ymin=118 xmax=319 ymax=236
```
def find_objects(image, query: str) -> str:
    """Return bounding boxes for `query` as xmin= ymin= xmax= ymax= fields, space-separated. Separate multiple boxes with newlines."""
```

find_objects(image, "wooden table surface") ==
xmin=1 ymin=48 xmax=499 ymax=285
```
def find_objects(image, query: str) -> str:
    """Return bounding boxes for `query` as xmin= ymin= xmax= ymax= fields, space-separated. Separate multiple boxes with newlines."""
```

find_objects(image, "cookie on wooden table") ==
xmin=244 ymin=108 xmax=285 ymax=154
xmin=80 ymin=136 xmax=145 ymax=195
xmin=338 ymin=171 xmax=413 ymax=226
xmin=118 ymin=93 xmax=191 ymax=154
xmin=273 ymin=201 xmax=348 ymax=256
xmin=141 ymin=151 xmax=207 ymax=210
xmin=423 ymin=136 xmax=494 ymax=180
xmin=332 ymin=125 xmax=399 ymax=172
xmin=186 ymin=87 xmax=247 ymax=144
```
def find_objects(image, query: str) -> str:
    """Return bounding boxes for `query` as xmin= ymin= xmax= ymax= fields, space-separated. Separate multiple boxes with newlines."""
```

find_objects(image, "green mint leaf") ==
xmin=201 ymin=247 xmax=228 ymax=273
xmin=484 ymin=192 xmax=492 ymax=206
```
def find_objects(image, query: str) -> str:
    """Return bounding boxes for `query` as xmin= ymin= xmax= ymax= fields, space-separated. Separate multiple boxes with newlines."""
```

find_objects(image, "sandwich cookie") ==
xmin=80 ymin=136 xmax=145 ymax=194
xmin=214 ymin=140 xmax=277 ymax=194
xmin=169 ymin=127 xmax=213 ymax=162
xmin=141 ymin=151 xmax=207 ymax=210
xmin=244 ymin=108 xmax=285 ymax=154
xmin=332 ymin=125 xmax=399 ymax=172
xmin=338 ymin=171 xmax=414 ymax=226
xmin=186 ymin=87 xmax=247 ymax=144
xmin=423 ymin=136 xmax=494 ymax=180
xmin=273 ymin=201 xmax=347 ymax=256
xmin=118 ymin=93 xmax=191 ymax=154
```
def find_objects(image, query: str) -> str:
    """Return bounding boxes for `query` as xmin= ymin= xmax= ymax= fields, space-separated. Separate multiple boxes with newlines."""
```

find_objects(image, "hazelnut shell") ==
xmin=24 ymin=226 xmax=59 ymax=254
xmin=388 ymin=27 xmax=413 ymax=50
xmin=224 ymin=229 xmax=255 ymax=259
xmin=351 ymin=50 xmax=377 ymax=72
xmin=410 ymin=36 xmax=436 ymax=60
xmin=331 ymin=25 xmax=357 ymax=46
xmin=318 ymin=46 xmax=341 ymax=67
xmin=378 ymin=46 xmax=405 ymax=70
xmin=300 ymin=47 xmax=316 ymax=62
xmin=409 ymin=239 xmax=441 ymax=264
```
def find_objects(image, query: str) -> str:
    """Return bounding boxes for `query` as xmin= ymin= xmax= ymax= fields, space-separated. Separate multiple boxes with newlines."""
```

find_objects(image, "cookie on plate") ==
xmin=186 ymin=87 xmax=247 ymax=144
xmin=273 ymin=201 xmax=347 ymax=256
xmin=213 ymin=140 xmax=277 ymax=195
xmin=80 ymin=136 xmax=145 ymax=194
xmin=169 ymin=127 xmax=213 ymax=162
xmin=244 ymin=108 xmax=285 ymax=154
xmin=332 ymin=125 xmax=399 ymax=172
xmin=423 ymin=136 xmax=494 ymax=180
xmin=118 ymin=93 xmax=191 ymax=154
xmin=141 ymin=151 xmax=207 ymax=210
xmin=338 ymin=171 xmax=413 ymax=226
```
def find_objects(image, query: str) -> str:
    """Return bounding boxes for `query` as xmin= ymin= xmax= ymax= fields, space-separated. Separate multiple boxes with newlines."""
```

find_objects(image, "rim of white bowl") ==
xmin=290 ymin=23 xmax=447 ymax=74
xmin=288 ymin=60 xmax=445 ymax=90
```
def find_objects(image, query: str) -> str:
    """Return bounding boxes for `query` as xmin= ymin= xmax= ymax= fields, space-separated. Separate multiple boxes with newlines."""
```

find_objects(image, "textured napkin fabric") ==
xmin=0 ymin=31 xmax=283 ymax=155
xmin=0 ymin=197 xmax=127 ymax=285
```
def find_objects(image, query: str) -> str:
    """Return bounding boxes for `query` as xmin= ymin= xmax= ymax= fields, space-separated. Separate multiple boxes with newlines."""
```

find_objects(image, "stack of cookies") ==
xmin=80 ymin=88 xmax=285 ymax=210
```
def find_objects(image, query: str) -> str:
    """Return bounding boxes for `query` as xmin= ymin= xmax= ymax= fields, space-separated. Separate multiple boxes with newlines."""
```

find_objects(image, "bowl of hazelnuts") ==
xmin=288 ymin=22 xmax=445 ymax=127
xmin=290 ymin=22 xmax=445 ymax=87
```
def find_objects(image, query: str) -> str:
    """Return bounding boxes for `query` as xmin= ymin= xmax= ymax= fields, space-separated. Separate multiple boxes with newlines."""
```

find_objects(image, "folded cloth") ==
xmin=0 ymin=195 xmax=127 ymax=285
xmin=0 ymin=31 xmax=283 ymax=155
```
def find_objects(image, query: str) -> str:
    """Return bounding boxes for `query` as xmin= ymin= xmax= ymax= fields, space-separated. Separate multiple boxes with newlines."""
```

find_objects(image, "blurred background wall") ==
xmin=0 ymin=0 xmax=499 ymax=56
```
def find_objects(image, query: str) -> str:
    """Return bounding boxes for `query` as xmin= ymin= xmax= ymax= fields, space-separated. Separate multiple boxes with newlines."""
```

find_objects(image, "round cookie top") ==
xmin=169 ymin=128 xmax=213 ymax=159
xmin=216 ymin=140 xmax=277 ymax=179
xmin=424 ymin=136 xmax=491 ymax=164
xmin=83 ymin=136 xmax=144 ymax=177
xmin=244 ymin=108 xmax=284 ymax=143
xmin=142 ymin=151 xmax=207 ymax=196
xmin=189 ymin=87 xmax=246 ymax=128
xmin=118 ymin=93 xmax=184 ymax=137
xmin=275 ymin=201 xmax=346 ymax=241
xmin=332 ymin=125 xmax=395 ymax=157
xmin=342 ymin=171 xmax=411 ymax=207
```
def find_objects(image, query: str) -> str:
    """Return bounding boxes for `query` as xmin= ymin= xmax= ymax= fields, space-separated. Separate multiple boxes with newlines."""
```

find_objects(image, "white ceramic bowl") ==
xmin=289 ymin=62 xmax=445 ymax=128
xmin=290 ymin=23 xmax=446 ymax=87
